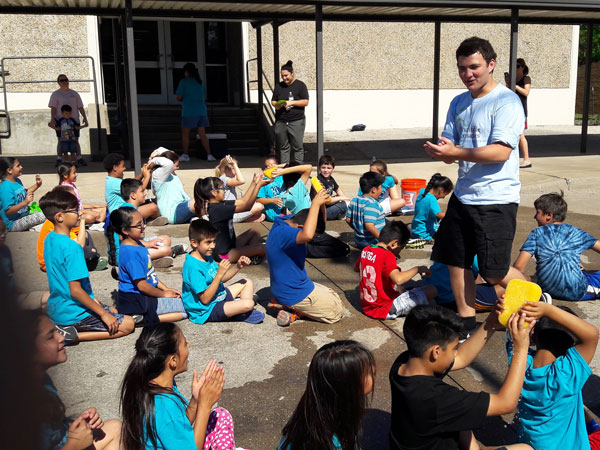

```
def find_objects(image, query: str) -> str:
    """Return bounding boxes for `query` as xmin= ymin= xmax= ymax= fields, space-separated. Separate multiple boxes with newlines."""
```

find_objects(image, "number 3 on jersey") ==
xmin=361 ymin=265 xmax=378 ymax=303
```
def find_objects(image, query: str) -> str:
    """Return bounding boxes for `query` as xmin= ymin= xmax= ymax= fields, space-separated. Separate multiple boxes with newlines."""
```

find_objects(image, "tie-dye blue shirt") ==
xmin=521 ymin=224 xmax=597 ymax=300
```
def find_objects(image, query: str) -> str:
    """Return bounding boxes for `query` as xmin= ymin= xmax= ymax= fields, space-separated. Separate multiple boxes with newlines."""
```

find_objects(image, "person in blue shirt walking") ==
xmin=120 ymin=323 xmax=241 ymax=450
xmin=176 ymin=62 xmax=214 ymax=162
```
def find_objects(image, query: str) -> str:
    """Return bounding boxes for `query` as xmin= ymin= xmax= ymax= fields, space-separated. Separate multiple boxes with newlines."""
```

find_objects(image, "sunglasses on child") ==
xmin=58 ymin=78 xmax=69 ymax=82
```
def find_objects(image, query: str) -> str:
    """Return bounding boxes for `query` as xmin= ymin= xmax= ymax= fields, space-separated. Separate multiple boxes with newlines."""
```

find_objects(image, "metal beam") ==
xmin=508 ymin=8 xmax=518 ymax=92
xmin=432 ymin=21 xmax=440 ymax=141
xmin=273 ymin=21 xmax=280 ymax=85
xmin=124 ymin=0 xmax=141 ymax=174
xmin=316 ymin=4 xmax=324 ymax=161
xmin=256 ymin=25 xmax=266 ymax=153
xmin=581 ymin=24 xmax=594 ymax=154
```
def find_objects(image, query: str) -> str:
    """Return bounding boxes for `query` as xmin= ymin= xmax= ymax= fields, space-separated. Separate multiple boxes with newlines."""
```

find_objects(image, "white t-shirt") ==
xmin=441 ymin=84 xmax=524 ymax=205
xmin=48 ymin=89 xmax=84 ymax=121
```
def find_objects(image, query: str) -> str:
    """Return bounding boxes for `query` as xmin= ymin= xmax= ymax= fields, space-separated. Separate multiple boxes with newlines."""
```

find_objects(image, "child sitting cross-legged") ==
xmin=270 ymin=162 xmax=313 ymax=215
xmin=111 ymin=206 xmax=188 ymax=325
xmin=316 ymin=154 xmax=349 ymax=221
xmin=346 ymin=171 xmax=387 ymax=249
xmin=39 ymin=188 xmax=134 ymax=342
xmin=513 ymin=191 xmax=600 ymax=301
xmin=357 ymin=159 xmax=405 ymax=216
xmin=355 ymin=221 xmax=437 ymax=319
xmin=390 ymin=304 xmax=533 ymax=450
xmin=510 ymin=301 xmax=599 ymax=449
xmin=182 ymin=219 xmax=265 ymax=324
xmin=266 ymin=189 xmax=344 ymax=326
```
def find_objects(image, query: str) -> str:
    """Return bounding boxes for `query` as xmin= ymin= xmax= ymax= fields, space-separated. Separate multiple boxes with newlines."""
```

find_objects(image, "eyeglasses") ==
xmin=213 ymin=187 xmax=227 ymax=191
xmin=61 ymin=209 xmax=80 ymax=215
xmin=128 ymin=221 xmax=146 ymax=230
xmin=58 ymin=78 xmax=69 ymax=82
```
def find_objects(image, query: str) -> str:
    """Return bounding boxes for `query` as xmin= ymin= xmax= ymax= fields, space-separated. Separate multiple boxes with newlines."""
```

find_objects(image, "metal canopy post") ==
xmin=256 ymin=25 xmax=265 ymax=153
xmin=432 ymin=21 xmax=441 ymax=141
xmin=581 ymin=24 xmax=594 ymax=154
xmin=509 ymin=8 xmax=519 ymax=92
xmin=273 ymin=21 xmax=280 ymax=84
xmin=124 ymin=0 xmax=141 ymax=174
xmin=315 ymin=4 xmax=324 ymax=160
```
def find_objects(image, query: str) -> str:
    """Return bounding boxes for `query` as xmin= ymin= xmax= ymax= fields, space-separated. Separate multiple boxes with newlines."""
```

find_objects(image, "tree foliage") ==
xmin=579 ymin=25 xmax=600 ymax=65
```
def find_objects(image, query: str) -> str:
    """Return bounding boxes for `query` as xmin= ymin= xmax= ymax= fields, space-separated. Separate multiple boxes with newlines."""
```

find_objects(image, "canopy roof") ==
xmin=2 ymin=0 xmax=600 ymax=23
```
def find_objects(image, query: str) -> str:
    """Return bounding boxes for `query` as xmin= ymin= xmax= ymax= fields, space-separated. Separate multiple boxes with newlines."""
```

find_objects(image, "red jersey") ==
xmin=355 ymin=245 xmax=399 ymax=319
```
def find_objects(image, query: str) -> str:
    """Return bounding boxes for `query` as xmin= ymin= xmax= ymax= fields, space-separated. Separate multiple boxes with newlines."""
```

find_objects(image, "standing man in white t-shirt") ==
xmin=48 ymin=74 xmax=88 ymax=167
xmin=423 ymin=37 xmax=526 ymax=339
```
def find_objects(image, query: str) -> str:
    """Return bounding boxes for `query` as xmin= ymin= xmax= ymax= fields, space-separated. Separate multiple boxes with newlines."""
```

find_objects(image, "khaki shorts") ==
xmin=293 ymin=283 xmax=344 ymax=324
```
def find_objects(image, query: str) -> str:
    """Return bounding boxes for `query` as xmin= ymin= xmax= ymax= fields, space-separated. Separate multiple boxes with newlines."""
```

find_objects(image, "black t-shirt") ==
xmin=389 ymin=352 xmax=490 ymax=450
xmin=272 ymin=79 xmax=309 ymax=122
xmin=317 ymin=173 xmax=339 ymax=197
xmin=207 ymin=201 xmax=236 ymax=257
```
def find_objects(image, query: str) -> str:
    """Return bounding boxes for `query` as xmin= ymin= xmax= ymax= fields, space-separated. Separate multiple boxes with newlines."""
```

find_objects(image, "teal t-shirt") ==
xmin=153 ymin=174 xmax=190 ymax=224
xmin=144 ymin=384 xmax=196 ymax=450
xmin=411 ymin=188 xmax=442 ymax=240
xmin=358 ymin=175 xmax=395 ymax=202
xmin=105 ymin=176 xmax=123 ymax=213
xmin=258 ymin=176 xmax=284 ymax=221
xmin=181 ymin=253 xmax=227 ymax=324
xmin=0 ymin=178 xmax=29 ymax=230
xmin=281 ymin=179 xmax=311 ymax=215
xmin=44 ymin=232 xmax=93 ymax=325
xmin=175 ymin=77 xmax=207 ymax=118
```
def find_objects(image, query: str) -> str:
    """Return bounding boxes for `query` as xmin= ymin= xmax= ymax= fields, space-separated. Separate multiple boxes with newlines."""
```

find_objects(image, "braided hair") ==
xmin=423 ymin=173 xmax=453 ymax=197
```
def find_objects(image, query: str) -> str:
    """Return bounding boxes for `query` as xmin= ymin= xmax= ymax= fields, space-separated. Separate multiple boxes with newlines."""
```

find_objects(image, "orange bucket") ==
xmin=401 ymin=178 xmax=427 ymax=213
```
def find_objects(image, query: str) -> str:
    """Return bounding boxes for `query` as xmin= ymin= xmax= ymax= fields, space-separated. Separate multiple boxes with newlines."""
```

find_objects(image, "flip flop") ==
xmin=520 ymin=162 xmax=532 ymax=168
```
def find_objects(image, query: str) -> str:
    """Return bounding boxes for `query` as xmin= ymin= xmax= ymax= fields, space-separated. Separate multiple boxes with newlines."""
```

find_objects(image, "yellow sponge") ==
xmin=263 ymin=167 xmax=276 ymax=179
xmin=311 ymin=177 xmax=332 ymax=204
xmin=498 ymin=279 xmax=542 ymax=327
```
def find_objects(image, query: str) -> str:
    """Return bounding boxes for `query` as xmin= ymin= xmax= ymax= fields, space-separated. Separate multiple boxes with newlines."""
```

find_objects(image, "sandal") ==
xmin=520 ymin=162 xmax=532 ymax=168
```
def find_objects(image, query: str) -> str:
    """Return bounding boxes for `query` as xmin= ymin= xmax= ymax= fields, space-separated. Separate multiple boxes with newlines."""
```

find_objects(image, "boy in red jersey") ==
xmin=355 ymin=221 xmax=437 ymax=319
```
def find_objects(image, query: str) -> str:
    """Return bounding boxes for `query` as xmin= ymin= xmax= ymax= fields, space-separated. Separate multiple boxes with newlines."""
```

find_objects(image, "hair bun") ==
xmin=286 ymin=60 xmax=293 ymax=66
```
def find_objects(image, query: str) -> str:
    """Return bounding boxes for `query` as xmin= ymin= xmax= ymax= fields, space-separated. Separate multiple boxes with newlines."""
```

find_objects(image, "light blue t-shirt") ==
xmin=154 ymin=175 xmax=190 ymax=224
xmin=281 ymin=179 xmax=311 ymax=215
xmin=175 ymin=77 xmax=207 ymax=118
xmin=119 ymin=242 xmax=158 ymax=293
xmin=44 ymin=232 xmax=93 ymax=325
xmin=411 ymin=188 xmax=442 ymax=240
xmin=144 ymin=384 xmax=196 ymax=450
xmin=278 ymin=434 xmax=342 ymax=450
xmin=346 ymin=195 xmax=386 ymax=249
xmin=105 ymin=176 xmax=124 ymax=213
xmin=181 ymin=253 xmax=227 ymax=324
xmin=0 ymin=178 xmax=29 ymax=230
xmin=258 ymin=177 xmax=284 ymax=221
xmin=441 ymin=84 xmax=523 ymax=205
xmin=507 ymin=340 xmax=592 ymax=450
xmin=358 ymin=175 xmax=395 ymax=202
xmin=521 ymin=224 xmax=597 ymax=300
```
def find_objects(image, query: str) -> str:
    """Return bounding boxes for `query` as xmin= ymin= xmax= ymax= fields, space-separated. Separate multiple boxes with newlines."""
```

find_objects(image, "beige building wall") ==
xmin=248 ymin=22 xmax=577 ymax=131
xmin=0 ymin=14 xmax=102 ymax=155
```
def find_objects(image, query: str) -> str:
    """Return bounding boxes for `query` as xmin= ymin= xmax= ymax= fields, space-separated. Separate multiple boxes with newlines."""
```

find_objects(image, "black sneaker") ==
xmin=131 ymin=314 xmax=145 ymax=326
xmin=55 ymin=158 xmax=62 ymax=168
xmin=77 ymin=157 xmax=88 ymax=166
xmin=171 ymin=244 xmax=188 ymax=258
xmin=250 ymin=256 xmax=264 ymax=265
xmin=55 ymin=325 xmax=78 ymax=344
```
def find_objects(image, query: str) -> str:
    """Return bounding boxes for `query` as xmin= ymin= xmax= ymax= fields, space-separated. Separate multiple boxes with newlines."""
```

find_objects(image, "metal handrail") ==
xmin=245 ymin=57 xmax=276 ymax=128
xmin=0 ymin=56 xmax=100 ymax=147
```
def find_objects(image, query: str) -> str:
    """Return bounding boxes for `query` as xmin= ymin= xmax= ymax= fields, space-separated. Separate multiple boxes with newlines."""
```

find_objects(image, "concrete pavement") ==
xmin=8 ymin=125 xmax=600 ymax=449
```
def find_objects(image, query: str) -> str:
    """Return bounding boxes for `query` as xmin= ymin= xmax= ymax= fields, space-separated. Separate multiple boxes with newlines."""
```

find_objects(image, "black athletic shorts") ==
xmin=431 ymin=194 xmax=517 ymax=280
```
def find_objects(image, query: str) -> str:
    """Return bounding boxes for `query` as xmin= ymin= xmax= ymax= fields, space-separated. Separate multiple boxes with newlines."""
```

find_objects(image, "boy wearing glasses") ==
xmin=39 ymin=188 xmax=134 ymax=343
xmin=48 ymin=74 xmax=89 ymax=167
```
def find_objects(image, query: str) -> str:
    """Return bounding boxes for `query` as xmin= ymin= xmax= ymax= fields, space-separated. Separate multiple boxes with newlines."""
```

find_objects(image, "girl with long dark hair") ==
xmin=120 ymin=323 xmax=239 ymax=449
xmin=279 ymin=340 xmax=376 ymax=450
xmin=410 ymin=172 xmax=454 ymax=246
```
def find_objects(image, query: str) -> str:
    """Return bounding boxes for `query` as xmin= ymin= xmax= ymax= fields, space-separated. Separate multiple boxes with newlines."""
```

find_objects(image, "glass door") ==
xmin=133 ymin=20 xmax=168 ymax=104
xmin=164 ymin=21 xmax=203 ymax=104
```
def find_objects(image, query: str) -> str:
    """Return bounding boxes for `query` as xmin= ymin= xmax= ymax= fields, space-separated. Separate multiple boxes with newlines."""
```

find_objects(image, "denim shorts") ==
xmin=182 ymin=116 xmax=210 ymax=129
xmin=60 ymin=140 xmax=78 ymax=154
xmin=206 ymin=288 xmax=234 ymax=322
xmin=175 ymin=201 xmax=195 ymax=224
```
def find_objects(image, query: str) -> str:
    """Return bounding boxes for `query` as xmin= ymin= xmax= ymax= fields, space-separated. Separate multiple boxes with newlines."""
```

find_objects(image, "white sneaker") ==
xmin=179 ymin=153 xmax=190 ymax=162
xmin=541 ymin=292 xmax=553 ymax=305
xmin=207 ymin=154 xmax=216 ymax=162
